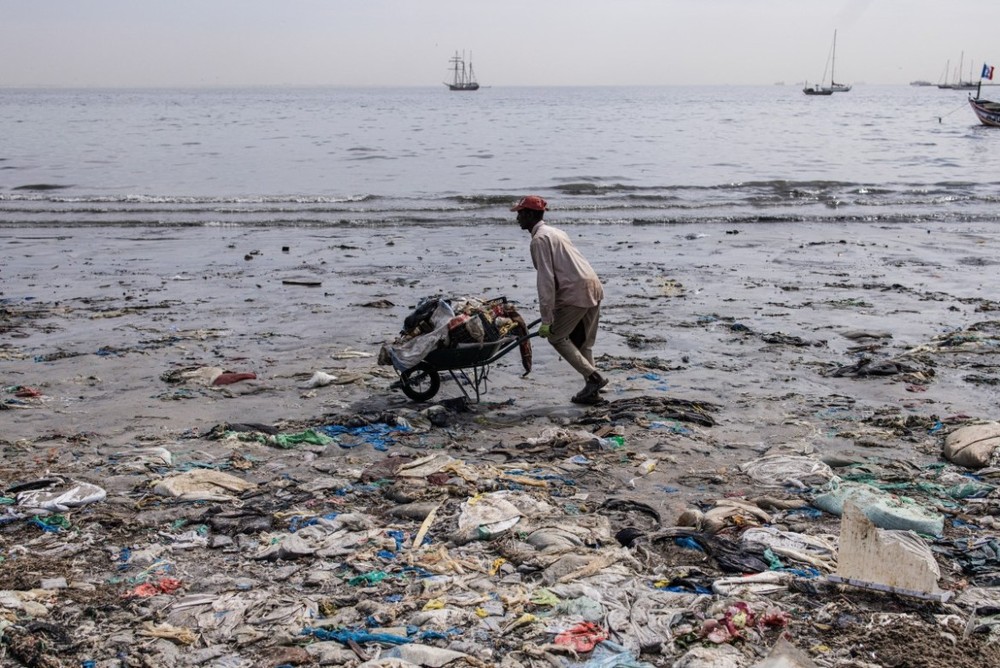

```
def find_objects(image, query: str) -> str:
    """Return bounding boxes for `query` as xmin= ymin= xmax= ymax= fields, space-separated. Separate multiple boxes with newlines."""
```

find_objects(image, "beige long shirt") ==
xmin=529 ymin=222 xmax=604 ymax=324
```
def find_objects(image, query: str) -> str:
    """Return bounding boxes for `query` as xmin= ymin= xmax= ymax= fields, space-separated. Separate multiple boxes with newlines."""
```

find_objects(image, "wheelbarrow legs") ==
xmin=445 ymin=363 xmax=490 ymax=403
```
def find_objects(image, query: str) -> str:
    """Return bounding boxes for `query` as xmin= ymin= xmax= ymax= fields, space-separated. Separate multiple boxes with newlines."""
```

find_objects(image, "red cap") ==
xmin=510 ymin=195 xmax=548 ymax=212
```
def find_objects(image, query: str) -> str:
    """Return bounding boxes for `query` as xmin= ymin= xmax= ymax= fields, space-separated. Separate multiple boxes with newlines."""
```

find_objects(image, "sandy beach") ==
xmin=3 ymin=220 xmax=1000 ymax=667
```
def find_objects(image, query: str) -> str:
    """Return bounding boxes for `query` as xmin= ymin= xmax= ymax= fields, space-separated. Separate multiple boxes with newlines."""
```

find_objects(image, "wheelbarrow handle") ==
xmin=478 ymin=318 xmax=542 ymax=366
xmin=518 ymin=318 xmax=543 ymax=344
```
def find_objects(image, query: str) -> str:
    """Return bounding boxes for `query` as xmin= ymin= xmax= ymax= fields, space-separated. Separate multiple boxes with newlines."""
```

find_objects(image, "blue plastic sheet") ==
xmin=674 ymin=536 xmax=704 ymax=552
xmin=318 ymin=423 xmax=411 ymax=451
xmin=572 ymin=640 xmax=654 ymax=667
xmin=301 ymin=627 xmax=411 ymax=645
xmin=288 ymin=512 xmax=340 ymax=533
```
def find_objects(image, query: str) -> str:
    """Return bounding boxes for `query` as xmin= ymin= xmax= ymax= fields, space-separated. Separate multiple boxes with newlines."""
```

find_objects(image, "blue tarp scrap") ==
xmin=29 ymin=516 xmax=65 ymax=533
xmin=674 ymin=536 xmax=704 ymax=552
xmin=779 ymin=566 xmax=821 ymax=579
xmin=288 ymin=512 xmax=340 ymax=533
xmin=398 ymin=565 xmax=435 ymax=579
xmin=626 ymin=372 xmax=662 ymax=381
xmin=386 ymin=529 xmax=406 ymax=551
xmin=416 ymin=627 xmax=462 ymax=640
xmin=318 ymin=423 xmax=412 ymax=451
xmin=301 ymin=627 xmax=412 ymax=645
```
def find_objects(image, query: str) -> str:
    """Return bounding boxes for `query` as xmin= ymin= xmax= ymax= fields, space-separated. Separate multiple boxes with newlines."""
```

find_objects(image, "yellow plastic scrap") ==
xmin=501 ymin=613 xmax=538 ymax=635
xmin=489 ymin=558 xmax=506 ymax=576
xmin=475 ymin=607 xmax=489 ymax=618
xmin=423 ymin=598 xmax=445 ymax=610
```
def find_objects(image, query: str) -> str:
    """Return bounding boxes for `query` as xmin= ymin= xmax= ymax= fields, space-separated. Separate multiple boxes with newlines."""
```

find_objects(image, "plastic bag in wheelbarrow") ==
xmin=381 ymin=300 xmax=455 ymax=372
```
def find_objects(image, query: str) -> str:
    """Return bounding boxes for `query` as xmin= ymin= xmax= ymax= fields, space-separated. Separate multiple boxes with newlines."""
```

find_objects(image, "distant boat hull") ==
xmin=447 ymin=82 xmax=480 ymax=91
xmin=803 ymin=85 xmax=834 ymax=96
xmin=969 ymin=97 xmax=1000 ymax=126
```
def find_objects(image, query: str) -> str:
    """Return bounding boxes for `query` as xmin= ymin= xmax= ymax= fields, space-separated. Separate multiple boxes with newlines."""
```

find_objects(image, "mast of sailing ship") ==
xmin=831 ymin=30 xmax=837 ymax=87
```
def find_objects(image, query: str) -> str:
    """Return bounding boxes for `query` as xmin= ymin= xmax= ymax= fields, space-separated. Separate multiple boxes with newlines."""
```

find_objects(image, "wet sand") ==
xmin=2 ymin=221 xmax=1000 ymax=666
xmin=4 ymin=221 xmax=999 ymax=452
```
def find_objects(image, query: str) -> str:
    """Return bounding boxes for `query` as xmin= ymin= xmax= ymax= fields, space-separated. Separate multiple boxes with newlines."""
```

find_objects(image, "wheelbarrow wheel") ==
xmin=400 ymin=368 xmax=440 ymax=402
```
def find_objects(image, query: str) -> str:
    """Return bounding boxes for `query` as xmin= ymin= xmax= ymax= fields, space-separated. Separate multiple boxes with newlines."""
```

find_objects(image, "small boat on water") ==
xmin=445 ymin=51 xmax=479 ymax=91
xmin=803 ymin=30 xmax=851 ymax=96
xmin=969 ymin=74 xmax=1000 ymax=126
xmin=969 ymin=96 xmax=1000 ymax=126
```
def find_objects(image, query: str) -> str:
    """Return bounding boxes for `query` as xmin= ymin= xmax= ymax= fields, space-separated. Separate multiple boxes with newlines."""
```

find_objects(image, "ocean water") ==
xmin=1 ymin=85 xmax=998 ymax=228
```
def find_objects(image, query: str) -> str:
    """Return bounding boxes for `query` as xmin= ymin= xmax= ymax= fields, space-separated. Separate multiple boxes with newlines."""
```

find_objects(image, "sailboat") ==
xmin=938 ymin=52 xmax=979 ymax=90
xmin=803 ymin=30 xmax=851 ymax=96
xmin=445 ymin=51 xmax=479 ymax=91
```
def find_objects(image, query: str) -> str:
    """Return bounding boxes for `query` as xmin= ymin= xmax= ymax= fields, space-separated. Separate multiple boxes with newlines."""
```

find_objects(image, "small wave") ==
xmin=0 ymin=193 xmax=377 ymax=204
xmin=12 ymin=183 xmax=74 ymax=191
xmin=3 ymin=180 xmax=1000 ymax=229
xmin=551 ymin=182 xmax=645 ymax=195
xmin=444 ymin=194 xmax=522 ymax=207
xmin=3 ymin=210 xmax=996 ymax=230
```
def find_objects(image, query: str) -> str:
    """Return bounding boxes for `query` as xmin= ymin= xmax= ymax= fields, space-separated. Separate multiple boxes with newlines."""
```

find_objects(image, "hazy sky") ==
xmin=3 ymin=0 xmax=999 ymax=87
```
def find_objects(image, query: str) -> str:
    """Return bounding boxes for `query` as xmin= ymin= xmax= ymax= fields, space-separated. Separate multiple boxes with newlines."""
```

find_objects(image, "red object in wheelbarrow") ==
xmin=398 ymin=318 xmax=541 ymax=402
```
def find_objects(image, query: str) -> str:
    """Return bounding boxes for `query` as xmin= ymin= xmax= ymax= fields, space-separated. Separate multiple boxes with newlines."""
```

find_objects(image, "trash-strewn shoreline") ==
xmin=2 ymin=221 xmax=1000 ymax=667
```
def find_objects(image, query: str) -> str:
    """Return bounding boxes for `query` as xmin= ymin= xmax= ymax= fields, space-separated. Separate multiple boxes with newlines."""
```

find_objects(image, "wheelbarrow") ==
xmin=396 ymin=318 xmax=541 ymax=402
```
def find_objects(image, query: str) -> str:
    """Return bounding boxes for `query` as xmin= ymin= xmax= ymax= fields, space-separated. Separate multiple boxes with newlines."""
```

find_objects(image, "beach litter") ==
xmin=943 ymin=422 xmax=1000 ymax=468
xmin=829 ymin=501 xmax=950 ymax=602
xmin=3 ymin=333 xmax=1000 ymax=667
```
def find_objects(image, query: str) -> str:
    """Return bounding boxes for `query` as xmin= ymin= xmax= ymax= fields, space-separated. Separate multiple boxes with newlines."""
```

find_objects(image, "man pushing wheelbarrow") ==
xmin=511 ymin=195 xmax=610 ymax=404
xmin=380 ymin=195 xmax=609 ymax=405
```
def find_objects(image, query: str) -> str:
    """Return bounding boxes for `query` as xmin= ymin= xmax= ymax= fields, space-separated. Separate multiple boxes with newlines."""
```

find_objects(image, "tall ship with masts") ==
xmin=445 ymin=51 xmax=479 ymax=91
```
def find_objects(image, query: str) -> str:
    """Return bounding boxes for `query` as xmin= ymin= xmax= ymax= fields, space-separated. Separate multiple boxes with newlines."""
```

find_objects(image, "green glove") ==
xmin=538 ymin=324 xmax=551 ymax=338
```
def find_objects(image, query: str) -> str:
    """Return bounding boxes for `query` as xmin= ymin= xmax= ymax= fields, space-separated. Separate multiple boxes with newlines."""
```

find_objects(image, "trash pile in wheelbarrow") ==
xmin=378 ymin=295 xmax=539 ymax=402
